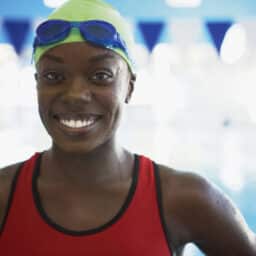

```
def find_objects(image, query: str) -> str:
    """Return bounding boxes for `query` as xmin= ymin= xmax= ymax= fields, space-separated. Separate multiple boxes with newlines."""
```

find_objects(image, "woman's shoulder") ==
xmin=156 ymin=163 xmax=256 ymax=255
xmin=157 ymin=163 xmax=211 ymax=196
xmin=0 ymin=162 xmax=23 ymax=185
xmin=0 ymin=162 xmax=24 ymax=228
xmin=156 ymin=163 xmax=222 ymax=224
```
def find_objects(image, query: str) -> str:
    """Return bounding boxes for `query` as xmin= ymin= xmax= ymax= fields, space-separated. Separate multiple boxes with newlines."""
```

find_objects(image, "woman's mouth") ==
xmin=59 ymin=118 xmax=96 ymax=129
xmin=53 ymin=114 xmax=102 ymax=134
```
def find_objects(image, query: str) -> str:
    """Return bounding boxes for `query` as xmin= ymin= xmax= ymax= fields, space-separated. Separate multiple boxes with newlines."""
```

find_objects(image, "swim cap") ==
xmin=33 ymin=0 xmax=134 ymax=72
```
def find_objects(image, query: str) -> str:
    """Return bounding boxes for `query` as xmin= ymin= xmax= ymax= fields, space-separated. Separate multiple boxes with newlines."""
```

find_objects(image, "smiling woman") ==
xmin=35 ymin=42 xmax=132 ymax=154
xmin=0 ymin=0 xmax=255 ymax=256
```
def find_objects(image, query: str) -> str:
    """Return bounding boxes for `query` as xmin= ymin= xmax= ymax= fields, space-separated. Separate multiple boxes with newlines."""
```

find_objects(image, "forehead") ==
xmin=37 ymin=41 xmax=127 ymax=70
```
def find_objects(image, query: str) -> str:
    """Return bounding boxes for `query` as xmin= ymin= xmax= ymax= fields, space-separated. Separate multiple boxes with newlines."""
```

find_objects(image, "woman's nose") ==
xmin=64 ymin=76 xmax=92 ymax=102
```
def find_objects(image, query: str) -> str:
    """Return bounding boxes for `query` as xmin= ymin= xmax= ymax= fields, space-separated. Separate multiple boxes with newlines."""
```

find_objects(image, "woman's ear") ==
xmin=125 ymin=73 xmax=136 ymax=103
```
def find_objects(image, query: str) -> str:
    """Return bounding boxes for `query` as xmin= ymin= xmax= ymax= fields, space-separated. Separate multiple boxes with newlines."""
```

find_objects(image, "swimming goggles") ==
xmin=33 ymin=19 xmax=129 ymax=58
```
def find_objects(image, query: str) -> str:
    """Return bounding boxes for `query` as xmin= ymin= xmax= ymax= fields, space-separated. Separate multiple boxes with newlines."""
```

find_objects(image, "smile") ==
xmin=59 ymin=118 xmax=95 ymax=129
xmin=53 ymin=113 xmax=102 ymax=134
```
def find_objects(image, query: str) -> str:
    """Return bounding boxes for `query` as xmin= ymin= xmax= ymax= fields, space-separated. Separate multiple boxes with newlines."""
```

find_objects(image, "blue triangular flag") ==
xmin=138 ymin=21 xmax=165 ymax=52
xmin=3 ymin=19 xmax=31 ymax=55
xmin=206 ymin=21 xmax=233 ymax=54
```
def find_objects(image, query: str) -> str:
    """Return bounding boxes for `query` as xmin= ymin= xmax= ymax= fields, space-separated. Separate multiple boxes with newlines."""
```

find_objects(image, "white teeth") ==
xmin=76 ymin=120 xmax=83 ymax=127
xmin=60 ymin=119 xmax=95 ymax=128
xmin=70 ymin=120 xmax=76 ymax=127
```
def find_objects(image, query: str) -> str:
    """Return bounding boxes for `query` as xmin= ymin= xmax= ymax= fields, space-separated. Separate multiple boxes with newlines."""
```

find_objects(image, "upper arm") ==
xmin=159 ymin=166 xmax=256 ymax=256
xmin=186 ymin=176 xmax=256 ymax=255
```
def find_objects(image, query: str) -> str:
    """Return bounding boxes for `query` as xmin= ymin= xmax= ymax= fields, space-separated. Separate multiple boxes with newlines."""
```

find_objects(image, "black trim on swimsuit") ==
xmin=32 ymin=153 xmax=139 ymax=236
xmin=153 ymin=162 xmax=173 ymax=256
xmin=0 ymin=162 xmax=25 ymax=236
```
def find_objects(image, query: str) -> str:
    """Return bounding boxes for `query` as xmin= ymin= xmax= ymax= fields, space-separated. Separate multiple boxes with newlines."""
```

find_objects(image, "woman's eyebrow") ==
xmin=89 ymin=53 xmax=117 ymax=63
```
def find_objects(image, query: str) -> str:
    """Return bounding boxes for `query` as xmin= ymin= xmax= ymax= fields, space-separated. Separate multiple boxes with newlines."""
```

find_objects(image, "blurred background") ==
xmin=0 ymin=0 xmax=256 ymax=255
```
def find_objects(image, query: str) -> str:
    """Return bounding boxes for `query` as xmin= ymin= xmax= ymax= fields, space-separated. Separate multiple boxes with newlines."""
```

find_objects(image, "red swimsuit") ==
xmin=0 ymin=153 xmax=172 ymax=255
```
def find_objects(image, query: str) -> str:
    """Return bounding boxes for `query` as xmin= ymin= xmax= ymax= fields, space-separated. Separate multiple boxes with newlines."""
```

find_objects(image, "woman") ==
xmin=0 ymin=0 xmax=255 ymax=255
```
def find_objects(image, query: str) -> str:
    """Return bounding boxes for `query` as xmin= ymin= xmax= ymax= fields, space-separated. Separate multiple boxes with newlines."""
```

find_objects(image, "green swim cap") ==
xmin=33 ymin=0 xmax=134 ymax=72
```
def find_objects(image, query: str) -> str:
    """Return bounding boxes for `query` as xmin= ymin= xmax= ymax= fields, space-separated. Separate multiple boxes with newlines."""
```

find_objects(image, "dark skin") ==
xmin=0 ymin=42 xmax=255 ymax=255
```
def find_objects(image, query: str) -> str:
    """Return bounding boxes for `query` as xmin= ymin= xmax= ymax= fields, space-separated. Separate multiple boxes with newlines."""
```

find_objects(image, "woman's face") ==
xmin=35 ymin=42 xmax=134 ymax=154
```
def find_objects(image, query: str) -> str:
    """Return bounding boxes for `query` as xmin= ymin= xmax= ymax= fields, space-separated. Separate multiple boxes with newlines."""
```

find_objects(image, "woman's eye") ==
xmin=43 ymin=72 xmax=64 ymax=83
xmin=91 ymin=71 xmax=113 ymax=82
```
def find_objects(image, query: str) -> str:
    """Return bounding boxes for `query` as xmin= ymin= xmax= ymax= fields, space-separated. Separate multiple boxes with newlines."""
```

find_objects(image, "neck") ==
xmin=42 ymin=139 xmax=133 ymax=187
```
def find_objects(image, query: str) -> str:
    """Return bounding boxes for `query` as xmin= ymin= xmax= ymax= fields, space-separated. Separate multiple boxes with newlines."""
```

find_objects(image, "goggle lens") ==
xmin=37 ymin=20 xmax=70 ymax=43
xmin=81 ymin=23 xmax=114 ymax=41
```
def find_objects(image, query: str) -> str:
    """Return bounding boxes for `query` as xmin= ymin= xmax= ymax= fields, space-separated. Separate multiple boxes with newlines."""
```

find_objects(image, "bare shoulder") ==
xmin=156 ymin=164 xmax=209 ymax=251
xmin=157 ymin=164 xmax=217 ymax=211
xmin=157 ymin=164 xmax=256 ymax=255
xmin=0 ymin=162 xmax=23 ymax=226
xmin=0 ymin=163 xmax=22 ymax=189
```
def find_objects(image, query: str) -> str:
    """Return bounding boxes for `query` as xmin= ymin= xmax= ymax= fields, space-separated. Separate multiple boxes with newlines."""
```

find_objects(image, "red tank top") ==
xmin=0 ymin=153 xmax=172 ymax=255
